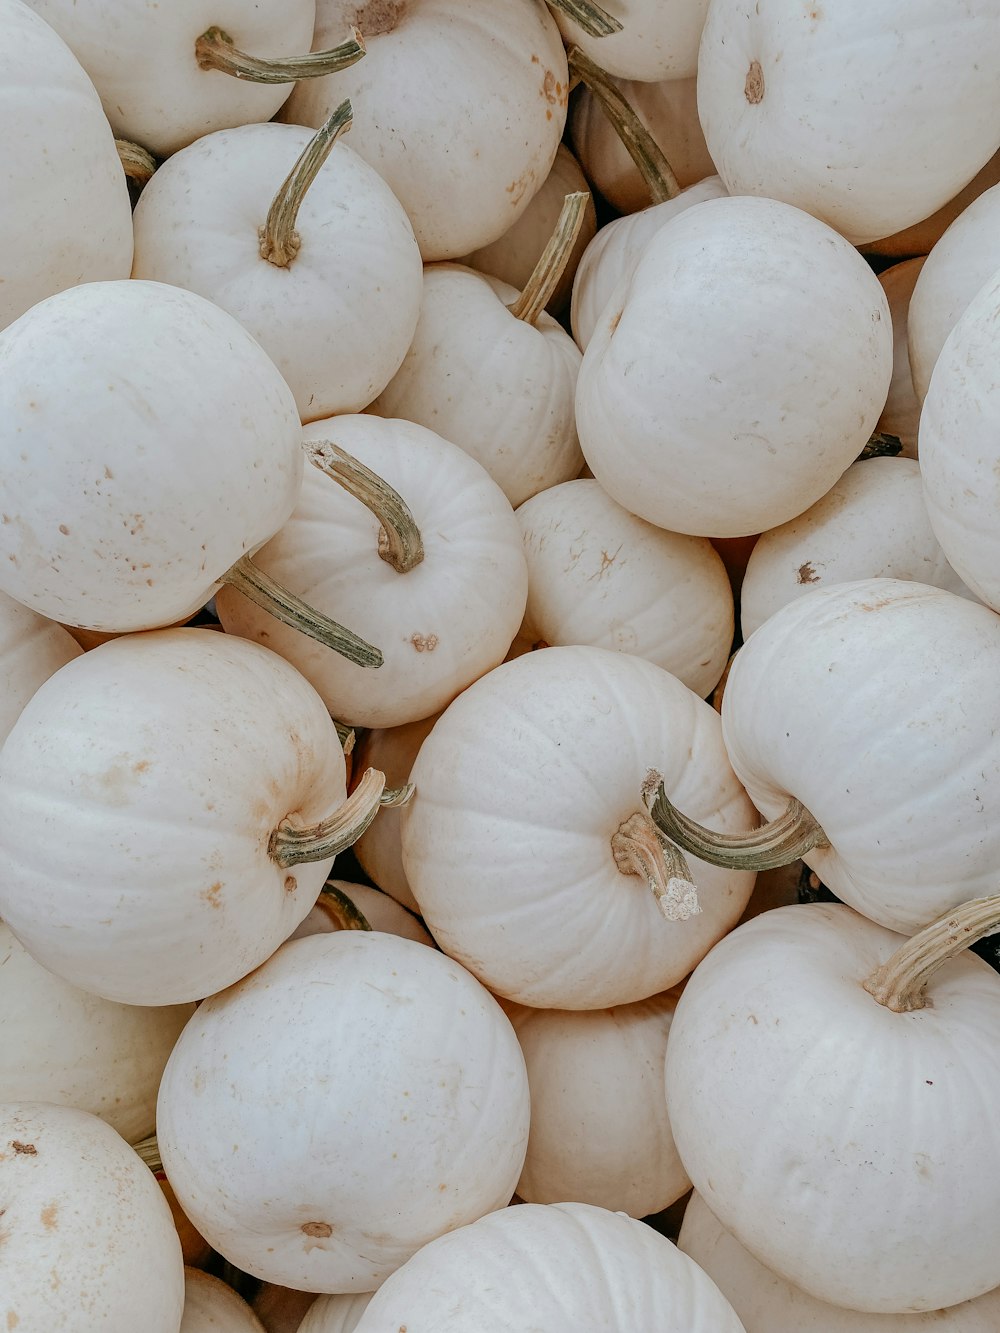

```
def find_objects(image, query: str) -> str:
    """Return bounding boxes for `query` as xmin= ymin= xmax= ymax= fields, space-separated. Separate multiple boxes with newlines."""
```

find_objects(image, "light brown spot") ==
xmin=201 ymin=881 xmax=223 ymax=909
xmin=352 ymin=0 xmax=406 ymax=35
xmin=284 ymin=875 xmax=297 ymax=894
xmin=543 ymin=69 xmax=558 ymax=104
xmin=745 ymin=59 xmax=765 ymax=104
xmin=40 ymin=1203 xmax=58 ymax=1231
xmin=796 ymin=561 xmax=819 ymax=584
xmin=609 ymin=310 xmax=622 ymax=335
xmin=301 ymin=1221 xmax=333 ymax=1238
xmin=410 ymin=633 xmax=439 ymax=653
xmin=58 ymin=524 xmax=69 ymax=535
xmin=8 ymin=1312 xmax=19 ymax=1329
xmin=11 ymin=1142 xmax=36 ymax=1156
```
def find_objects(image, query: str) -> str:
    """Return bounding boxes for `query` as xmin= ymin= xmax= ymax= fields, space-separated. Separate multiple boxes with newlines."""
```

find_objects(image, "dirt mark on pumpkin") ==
xmin=796 ymin=562 xmax=820 ymax=584
xmin=411 ymin=633 xmax=439 ymax=653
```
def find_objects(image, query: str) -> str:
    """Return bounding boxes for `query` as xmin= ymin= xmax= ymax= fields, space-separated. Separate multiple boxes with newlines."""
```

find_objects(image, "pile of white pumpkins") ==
xmin=5 ymin=0 xmax=1000 ymax=1327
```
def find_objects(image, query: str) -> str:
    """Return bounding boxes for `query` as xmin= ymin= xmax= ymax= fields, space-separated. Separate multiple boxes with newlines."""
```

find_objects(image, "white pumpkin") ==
xmin=697 ymin=0 xmax=1000 ymax=246
xmin=876 ymin=258 xmax=926 ymax=454
xmin=739 ymin=457 xmax=973 ymax=640
xmin=298 ymin=1295 xmax=372 ymax=1333
xmin=680 ymin=1190 xmax=1000 ymax=1331
xmin=506 ymin=993 xmax=690 ymax=1216
xmin=0 ymin=921 xmax=193 ymax=1141
xmin=570 ymin=75 xmax=716 ymax=215
xmin=216 ymin=415 xmax=527 ymax=728
xmin=0 ymin=0 xmax=132 ymax=332
xmin=665 ymin=899 xmax=1000 ymax=1312
xmin=517 ymin=478 xmax=734 ymax=697
xmin=920 ymin=269 xmax=1000 ymax=612
xmin=157 ymin=931 xmax=529 ymax=1291
xmin=576 ymin=195 xmax=892 ymax=537
xmin=908 ymin=182 xmax=1000 ymax=403
xmin=0 ymin=1101 xmax=184 ymax=1330
xmin=552 ymin=0 xmax=708 ymax=81
xmin=181 ymin=1268 xmax=265 ymax=1332
xmin=131 ymin=114 xmax=422 ymax=423
xmin=400 ymin=644 xmax=756 ymax=1009
xmin=345 ymin=1201 xmax=746 ymax=1331
xmin=289 ymin=879 xmax=434 ymax=947
xmin=374 ymin=264 xmax=583 ymax=508
xmin=282 ymin=0 xmax=568 ymax=260
xmin=0 ymin=589 xmax=81 ymax=745
xmin=0 ymin=628 xmax=355 ymax=1005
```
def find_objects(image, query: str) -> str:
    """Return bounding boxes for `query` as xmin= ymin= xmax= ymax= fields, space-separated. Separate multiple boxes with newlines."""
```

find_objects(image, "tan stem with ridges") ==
xmin=508 ymin=191 xmax=590 ymax=326
xmin=546 ymin=0 xmax=623 ymax=37
xmin=315 ymin=882 xmax=373 ymax=931
xmin=863 ymin=895 xmax=1000 ymax=1013
xmin=115 ymin=139 xmax=157 ymax=187
xmin=647 ymin=776 xmax=829 ymax=874
xmin=270 ymin=767 xmax=413 ymax=868
xmin=260 ymin=99 xmax=352 ymax=267
xmin=222 ymin=553 xmax=382 ymax=668
xmin=567 ymin=46 xmax=680 ymax=204
xmin=304 ymin=439 xmax=424 ymax=573
xmin=195 ymin=25 xmax=365 ymax=84
xmin=132 ymin=1134 xmax=162 ymax=1173
xmin=612 ymin=809 xmax=700 ymax=921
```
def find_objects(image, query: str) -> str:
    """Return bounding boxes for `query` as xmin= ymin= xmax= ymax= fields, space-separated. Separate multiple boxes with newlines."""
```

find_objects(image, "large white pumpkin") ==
xmin=0 ymin=590 xmax=81 ymax=745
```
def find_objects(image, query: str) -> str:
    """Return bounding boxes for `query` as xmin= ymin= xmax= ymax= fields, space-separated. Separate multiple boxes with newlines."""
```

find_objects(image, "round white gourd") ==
xmin=908 ymin=183 xmax=1000 ymax=403
xmin=181 ymin=1268 xmax=265 ymax=1333
xmin=281 ymin=0 xmax=568 ymax=261
xmin=374 ymin=266 xmax=583 ymax=508
xmin=216 ymin=414 xmax=527 ymax=728
xmin=720 ymin=579 xmax=1000 ymax=934
xmin=0 ymin=280 xmax=302 ymax=632
xmin=506 ymin=993 xmax=690 ymax=1216
xmin=0 ymin=1101 xmax=184 ymax=1330
xmin=0 ymin=0 xmax=132 ymax=332
xmin=552 ymin=0 xmax=708 ymax=82
xmin=289 ymin=880 xmax=433 ymax=947
xmin=157 ymin=931 xmax=529 ymax=1292
xmin=680 ymin=1190 xmax=1000 ymax=1331
xmin=0 ymin=921 xmax=193 ymax=1141
xmin=517 ymin=478 xmax=733 ymax=697
xmin=344 ymin=1201 xmax=746 ymax=1331
xmin=0 ymin=589 xmax=81 ymax=745
xmin=131 ymin=119 xmax=422 ymax=423
xmin=665 ymin=901 xmax=1000 ymax=1312
xmin=876 ymin=258 xmax=925 ymax=454
xmin=576 ymin=195 xmax=892 ymax=538
xmin=400 ymin=645 xmax=756 ymax=1009
xmin=697 ymin=0 xmax=1000 ymax=246
xmin=739 ymin=458 xmax=973 ymax=640
xmin=920 ymin=269 xmax=1000 ymax=612
xmin=296 ymin=1294 xmax=372 ymax=1333
xmin=0 ymin=628 xmax=347 ymax=1004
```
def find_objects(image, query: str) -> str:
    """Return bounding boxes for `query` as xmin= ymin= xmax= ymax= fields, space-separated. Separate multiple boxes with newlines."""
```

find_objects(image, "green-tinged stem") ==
xmin=223 ymin=553 xmax=382 ymax=669
xmin=133 ymin=1134 xmax=162 ymax=1173
xmin=567 ymin=46 xmax=679 ymax=204
xmin=546 ymin=0 xmax=623 ymax=37
xmin=304 ymin=439 xmax=424 ymax=573
xmin=508 ymin=191 xmax=590 ymax=326
xmin=260 ymin=99 xmax=352 ymax=267
xmin=863 ymin=895 xmax=1000 ymax=1013
xmin=859 ymin=431 xmax=903 ymax=461
xmin=646 ymin=776 xmax=829 ymax=873
xmin=611 ymin=809 xmax=701 ymax=921
xmin=115 ymin=139 xmax=157 ymax=187
xmin=317 ymin=882 xmax=373 ymax=931
xmin=334 ymin=720 xmax=356 ymax=754
xmin=195 ymin=25 xmax=365 ymax=84
xmin=270 ymin=768 xmax=413 ymax=867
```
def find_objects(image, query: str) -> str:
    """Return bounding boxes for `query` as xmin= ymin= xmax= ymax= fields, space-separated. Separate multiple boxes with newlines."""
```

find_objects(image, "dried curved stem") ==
xmin=863 ymin=895 xmax=1000 ymax=1013
xmin=260 ymin=99 xmax=352 ymax=268
xmin=612 ymin=809 xmax=700 ymax=921
xmin=508 ymin=191 xmax=591 ymax=326
xmin=270 ymin=767 xmax=413 ymax=868
xmin=304 ymin=439 xmax=424 ymax=574
xmin=546 ymin=0 xmax=623 ymax=37
xmin=115 ymin=139 xmax=157 ymax=187
xmin=223 ymin=554 xmax=382 ymax=669
xmin=315 ymin=882 xmax=373 ymax=931
xmin=195 ymin=25 xmax=365 ymax=84
xmin=567 ymin=46 xmax=680 ymax=204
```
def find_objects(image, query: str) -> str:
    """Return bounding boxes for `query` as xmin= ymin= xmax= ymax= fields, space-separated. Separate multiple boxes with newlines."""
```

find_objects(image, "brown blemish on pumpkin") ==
xmin=11 ymin=1142 xmax=36 ymax=1156
xmin=352 ymin=0 xmax=406 ymax=36
xmin=58 ymin=524 xmax=69 ymax=535
xmin=506 ymin=171 xmax=534 ymax=207
xmin=301 ymin=1221 xmax=333 ymax=1238
xmin=40 ymin=1203 xmax=58 ymax=1231
xmin=284 ymin=875 xmax=297 ymax=894
xmin=201 ymin=881 xmax=223 ymax=909
xmin=411 ymin=633 xmax=438 ymax=653
xmin=745 ymin=59 xmax=765 ymax=104
xmin=8 ymin=1311 xmax=19 ymax=1328
xmin=796 ymin=562 xmax=820 ymax=584
xmin=132 ymin=759 xmax=150 ymax=774
xmin=543 ymin=70 xmax=558 ymax=103
xmin=609 ymin=310 xmax=622 ymax=335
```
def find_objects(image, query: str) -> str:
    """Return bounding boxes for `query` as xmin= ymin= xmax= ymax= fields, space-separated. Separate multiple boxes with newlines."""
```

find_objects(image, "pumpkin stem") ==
xmin=646 ymin=775 xmax=829 ymax=872
xmin=859 ymin=431 xmax=904 ymax=461
xmin=334 ymin=720 xmax=357 ymax=754
xmin=546 ymin=0 xmax=623 ymax=38
xmin=611 ymin=807 xmax=701 ymax=921
xmin=508 ymin=191 xmax=591 ymax=326
xmin=304 ymin=439 xmax=425 ymax=574
xmin=222 ymin=553 xmax=382 ymax=669
xmin=567 ymin=46 xmax=680 ymax=204
xmin=314 ymin=881 xmax=374 ymax=931
xmin=132 ymin=1134 xmax=162 ymax=1173
xmin=115 ymin=138 xmax=157 ymax=187
xmin=863 ymin=895 xmax=1000 ymax=1013
xmin=270 ymin=767 xmax=414 ymax=868
xmin=260 ymin=99 xmax=353 ymax=268
xmin=194 ymin=25 xmax=365 ymax=85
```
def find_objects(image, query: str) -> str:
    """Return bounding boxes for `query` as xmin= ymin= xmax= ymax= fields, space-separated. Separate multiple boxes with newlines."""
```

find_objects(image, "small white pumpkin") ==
xmin=346 ymin=1201 xmax=746 ymax=1331
xmin=157 ymin=931 xmax=529 ymax=1291
xmin=551 ymin=0 xmax=708 ymax=82
xmin=876 ymin=258 xmax=926 ymax=454
xmin=0 ymin=1101 xmax=184 ymax=1330
xmin=0 ymin=589 xmax=81 ymax=745
xmin=516 ymin=478 xmax=734 ymax=697
xmin=297 ymin=1294 xmax=372 ymax=1333
xmin=181 ymin=1268 xmax=265 ymax=1332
